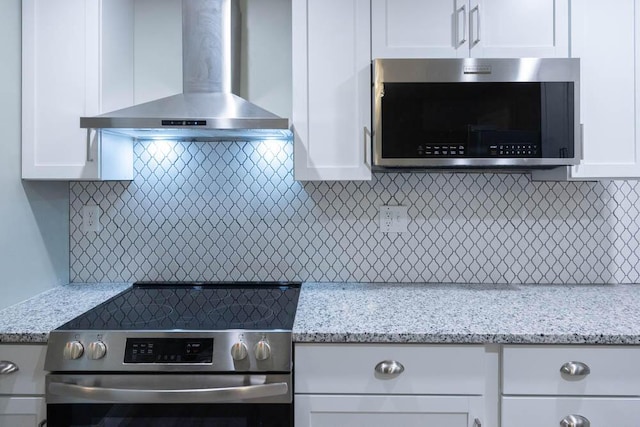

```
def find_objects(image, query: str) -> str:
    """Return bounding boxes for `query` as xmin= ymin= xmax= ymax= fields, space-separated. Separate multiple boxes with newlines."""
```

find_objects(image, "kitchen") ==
xmin=2 ymin=0 xmax=640 ymax=426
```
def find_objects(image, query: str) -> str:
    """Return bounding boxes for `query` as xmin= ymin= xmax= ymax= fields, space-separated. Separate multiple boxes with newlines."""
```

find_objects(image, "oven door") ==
xmin=46 ymin=373 xmax=292 ymax=427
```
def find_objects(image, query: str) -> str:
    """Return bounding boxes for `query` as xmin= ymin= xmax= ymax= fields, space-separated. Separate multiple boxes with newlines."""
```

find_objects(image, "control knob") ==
xmin=254 ymin=339 xmax=271 ymax=361
xmin=230 ymin=342 xmax=248 ymax=361
xmin=88 ymin=341 xmax=107 ymax=360
xmin=63 ymin=341 xmax=84 ymax=360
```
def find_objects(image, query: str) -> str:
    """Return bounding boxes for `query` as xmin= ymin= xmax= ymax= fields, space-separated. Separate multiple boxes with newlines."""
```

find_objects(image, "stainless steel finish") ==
xmin=230 ymin=342 xmax=248 ymax=361
xmin=456 ymin=4 xmax=467 ymax=46
xmin=47 ymin=373 xmax=291 ymax=404
xmin=85 ymin=129 xmax=94 ymax=162
xmin=46 ymin=330 xmax=292 ymax=373
xmin=560 ymin=414 xmax=590 ymax=427
xmin=473 ymin=419 xmax=482 ymax=427
xmin=87 ymin=341 xmax=107 ymax=360
xmin=182 ymin=0 xmax=239 ymax=94
xmin=80 ymin=0 xmax=290 ymax=140
xmin=372 ymin=58 xmax=581 ymax=170
xmin=0 ymin=360 xmax=19 ymax=375
xmin=63 ymin=341 xmax=84 ymax=360
xmin=374 ymin=360 xmax=405 ymax=376
xmin=560 ymin=361 xmax=591 ymax=376
xmin=471 ymin=5 xmax=481 ymax=45
xmin=254 ymin=339 xmax=271 ymax=361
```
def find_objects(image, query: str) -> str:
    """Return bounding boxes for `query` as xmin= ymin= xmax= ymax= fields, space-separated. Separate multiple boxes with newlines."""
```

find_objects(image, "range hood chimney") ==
xmin=80 ymin=0 xmax=290 ymax=141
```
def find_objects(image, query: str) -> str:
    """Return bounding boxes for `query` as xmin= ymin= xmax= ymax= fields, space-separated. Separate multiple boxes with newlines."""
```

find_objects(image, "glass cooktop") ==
xmin=57 ymin=282 xmax=301 ymax=331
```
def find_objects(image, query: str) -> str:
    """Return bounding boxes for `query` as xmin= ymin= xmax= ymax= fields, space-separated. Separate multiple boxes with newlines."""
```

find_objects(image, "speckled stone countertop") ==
xmin=0 ymin=283 xmax=130 ymax=343
xmin=2 ymin=282 xmax=640 ymax=345
xmin=293 ymin=283 xmax=640 ymax=344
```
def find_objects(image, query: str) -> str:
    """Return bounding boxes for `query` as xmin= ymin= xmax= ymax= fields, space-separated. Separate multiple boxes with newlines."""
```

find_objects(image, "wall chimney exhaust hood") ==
xmin=80 ymin=0 xmax=290 ymax=141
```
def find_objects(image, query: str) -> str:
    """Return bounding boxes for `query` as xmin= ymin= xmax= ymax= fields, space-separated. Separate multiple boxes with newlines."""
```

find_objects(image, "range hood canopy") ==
xmin=81 ymin=0 xmax=290 ymax=141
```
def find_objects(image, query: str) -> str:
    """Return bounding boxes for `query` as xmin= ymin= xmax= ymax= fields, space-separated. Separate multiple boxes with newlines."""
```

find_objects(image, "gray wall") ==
xmin=0 ymin=0 xmax=69 ymax=309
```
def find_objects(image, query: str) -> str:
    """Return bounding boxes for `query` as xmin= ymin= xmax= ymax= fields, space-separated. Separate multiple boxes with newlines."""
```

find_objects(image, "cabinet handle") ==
xmin=560 ymin=414 xmax=590 ymax=427
xmin=364 ymin=126 xmax=371 ymax=169
xmin=38 ymin=421 xmax=47 ymax=427
xmin=456 ymin=4 xmax=467 ymax=46
xmin=473 ymin=418 xmax=482 ymax=427
xmin=560 ymin=361 xmax=591 ymax=376
xmin=86 ymin=129 xmax=95 ymax=162
xmin=374 ymin=360 xmax=404 ymax=376
xmin=0 ymin=360 xmax=19 ymax=375
xmin=471 ymin=5 xmax=480 ymax=45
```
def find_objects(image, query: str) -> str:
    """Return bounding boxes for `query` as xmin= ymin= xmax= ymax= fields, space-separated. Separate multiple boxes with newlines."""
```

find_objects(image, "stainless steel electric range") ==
xmin=44 ymin=281 xmax=301 ymax=427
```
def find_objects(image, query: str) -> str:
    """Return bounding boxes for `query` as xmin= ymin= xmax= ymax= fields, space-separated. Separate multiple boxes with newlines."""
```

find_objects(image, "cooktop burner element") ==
xmin=45 ymin=281 xmax=301 ymax=374
xmin=58 ymin=282 xmax=299 ymax=331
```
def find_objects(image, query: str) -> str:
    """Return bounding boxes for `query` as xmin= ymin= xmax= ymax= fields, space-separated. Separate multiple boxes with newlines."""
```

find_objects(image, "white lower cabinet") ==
xmin=294 ymin=344 xmax=496 ymax=427
xmin=0 ymin=345 xmax=47 ymax=427
xmin=296 ymin=395 xmax=483 ymax=427
xmin=0 ymin=397 xmax=46 ymax=427
xmin=502 ymin=345 xmax=640 ymax=426
xmin=503 ymin=397 xmax=640 ymax=426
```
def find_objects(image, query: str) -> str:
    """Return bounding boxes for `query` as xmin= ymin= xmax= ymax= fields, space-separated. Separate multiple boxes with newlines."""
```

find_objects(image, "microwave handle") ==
xmin=48 ymin=380 xmax=288 ymax=404
xmin=456 ymin=4 xmax=467 ymax=47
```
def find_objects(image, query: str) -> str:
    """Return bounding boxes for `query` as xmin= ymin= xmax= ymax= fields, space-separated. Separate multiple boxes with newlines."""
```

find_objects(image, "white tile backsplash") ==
xmin=70 ymin=139 xmax=640 ymax=284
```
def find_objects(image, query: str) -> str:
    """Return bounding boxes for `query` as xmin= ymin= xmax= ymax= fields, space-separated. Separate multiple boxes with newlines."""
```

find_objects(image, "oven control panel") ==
xmin=124 ymin=338 xmax=214 ymax=364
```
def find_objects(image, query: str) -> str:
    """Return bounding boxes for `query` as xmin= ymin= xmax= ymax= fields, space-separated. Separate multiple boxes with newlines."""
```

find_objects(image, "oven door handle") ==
xmin=48 ymin=380 xmax=289 ymax=404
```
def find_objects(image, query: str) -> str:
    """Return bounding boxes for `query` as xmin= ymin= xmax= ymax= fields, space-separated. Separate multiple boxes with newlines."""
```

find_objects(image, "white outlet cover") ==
xmin=379 ymin=205 xmax=408 ymax=233
xmin=82 ymin=205 xmax=101 ymax=233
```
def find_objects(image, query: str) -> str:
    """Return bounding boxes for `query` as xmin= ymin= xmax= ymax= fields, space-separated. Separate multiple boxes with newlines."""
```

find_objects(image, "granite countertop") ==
xmin=0 ymin=283 xmax=130 ymax=343
xmin=2 ymin=282 xmax=640 ymax=345
xmin=293 ymin=283 xmax=640 ymax=345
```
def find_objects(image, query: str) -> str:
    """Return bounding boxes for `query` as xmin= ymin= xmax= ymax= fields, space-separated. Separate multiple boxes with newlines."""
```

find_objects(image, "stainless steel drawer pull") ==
xmin=473 ymin=418 xmax=482 ymax=427
xmin=374 ymin=360 xmax=404 ymax=376
xmin=0 ymin=360 xmax=19 ymax=375
xmin=560 ymin=361 xmax=591 ymax=376
xmin=560 ymin=414 xmax=590 ymax=427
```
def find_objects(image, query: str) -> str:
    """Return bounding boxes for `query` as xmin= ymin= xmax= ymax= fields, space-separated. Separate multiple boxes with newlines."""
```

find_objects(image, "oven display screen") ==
xmin=124 ymin=338 xmax=214 ymax=364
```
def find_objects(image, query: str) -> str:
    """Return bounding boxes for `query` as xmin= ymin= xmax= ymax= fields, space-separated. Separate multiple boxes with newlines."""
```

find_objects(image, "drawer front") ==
xmin=296 ymin=394 xmax=484 ymax=427
xmin=502 ymin=396 xmax=640 ymax=427
xmin=503 ymin=345 xmax=640 ymax=396
xmin=0 ymin=345 xmax=47 ymax=395
xmin=295 ymin=344 xmax=487 ymax=395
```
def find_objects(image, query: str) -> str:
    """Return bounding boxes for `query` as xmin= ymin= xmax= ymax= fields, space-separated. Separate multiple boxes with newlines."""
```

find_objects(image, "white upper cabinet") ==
xmin=372 ymin=0 xmax=569 ymax=59
xmin=292 ymin=0 xmax=372 ymax=181
xmin=22 ymin=0 xmax=134 ymax=180
xmin=566 ymin=0 xmax=640 ymax=179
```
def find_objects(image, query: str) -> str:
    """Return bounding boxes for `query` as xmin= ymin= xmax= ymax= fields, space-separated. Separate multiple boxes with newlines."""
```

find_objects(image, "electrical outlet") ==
xmin=379 ymin=205 xmax=408 ymax=233
xmin=82 ymin=205 xmax=101 ymax=233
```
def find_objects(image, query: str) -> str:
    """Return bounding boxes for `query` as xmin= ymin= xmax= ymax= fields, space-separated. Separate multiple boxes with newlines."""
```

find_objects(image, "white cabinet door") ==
xmin=372 ymin=0 xmax=468 ymax=58
xmin=292 ymin=0 xmax=372 ymax=181
xmin=0 ymin=345 xmax=47 ymax=395
xmin=372 ymin=0 xmax=569 ymax=59
xmin=0 ymin=397 xmax=46 ymax=427
xmin=22 ymin=0 xmax=134 ymax=181
xmin=469 ymin=0 xmax=569 ymax=58
xmin=569 ymin=0 xmax=640 ymax=179
xmin=296 ymin=395 xmax=484 ymax=427
xmin=502 ymin=397 xmax=640 ymax=427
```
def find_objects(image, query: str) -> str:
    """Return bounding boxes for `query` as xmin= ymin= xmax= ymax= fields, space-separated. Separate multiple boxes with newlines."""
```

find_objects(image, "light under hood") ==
xmin=80 ymin=0 xmax=290 ymax=141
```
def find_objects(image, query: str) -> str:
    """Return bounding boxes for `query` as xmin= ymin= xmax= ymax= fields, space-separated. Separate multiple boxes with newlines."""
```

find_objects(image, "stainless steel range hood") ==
xmin=80 ymin=0 xmax=290 ymax=141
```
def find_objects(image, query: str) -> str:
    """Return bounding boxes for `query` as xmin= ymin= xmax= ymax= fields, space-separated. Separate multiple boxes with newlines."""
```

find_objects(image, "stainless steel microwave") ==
xmin=372 ymin=58 xmax=581 ymax=171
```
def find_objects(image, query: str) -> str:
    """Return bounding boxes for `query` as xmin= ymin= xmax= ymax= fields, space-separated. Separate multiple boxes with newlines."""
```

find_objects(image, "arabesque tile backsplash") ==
xmin=70 ymin=139 xmax=640 ymax=284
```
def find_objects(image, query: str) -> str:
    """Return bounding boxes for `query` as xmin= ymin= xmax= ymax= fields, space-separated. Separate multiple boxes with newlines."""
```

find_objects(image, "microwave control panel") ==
xmin=416 ymin=143 xmax=540 ymax=158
